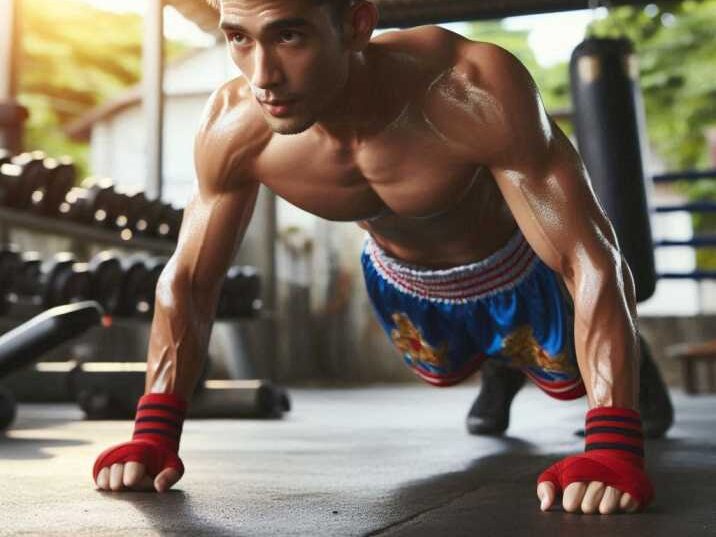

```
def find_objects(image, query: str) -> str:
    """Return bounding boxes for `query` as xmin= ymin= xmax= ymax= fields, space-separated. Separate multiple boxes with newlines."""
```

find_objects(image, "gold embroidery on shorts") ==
xmin=390 ymin=312 xmax=449 ymax=368
xmin=502 ymin=325 xmax=576 ymax=374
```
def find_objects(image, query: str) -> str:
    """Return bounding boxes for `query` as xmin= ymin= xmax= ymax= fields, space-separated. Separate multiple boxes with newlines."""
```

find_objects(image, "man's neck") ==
xmin=311 ymin=47 xmax=385 ymax=145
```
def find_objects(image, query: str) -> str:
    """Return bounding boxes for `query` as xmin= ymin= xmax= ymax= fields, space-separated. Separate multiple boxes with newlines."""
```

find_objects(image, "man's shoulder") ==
xmin=374 ymin=26 xmax=523 ymax=78
xmin=195 ymin=77 xmax=272 ymax=186
xmin=199 ymin=76 xmax=272 ymax=144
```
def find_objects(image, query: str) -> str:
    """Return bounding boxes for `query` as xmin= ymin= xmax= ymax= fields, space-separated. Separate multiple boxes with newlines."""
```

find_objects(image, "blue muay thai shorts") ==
xmin=361 ymin=229 xmax=586 ymax=400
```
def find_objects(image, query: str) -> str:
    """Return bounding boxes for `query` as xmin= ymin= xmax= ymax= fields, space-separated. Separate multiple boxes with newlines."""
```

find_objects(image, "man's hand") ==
xmin=535 ymin=407 xmax=653 ymax=515
xmin=92 ymin=393 xmax=187 ymax=494
xmin=537 ymin=481 xmax=640 ymax=514
xmin=95 ymin=462 xmax=182 ymax=493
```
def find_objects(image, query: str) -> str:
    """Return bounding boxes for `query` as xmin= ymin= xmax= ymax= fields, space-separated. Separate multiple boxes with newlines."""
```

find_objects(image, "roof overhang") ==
xmin=166 ymin=0 xmax=651 ymax=31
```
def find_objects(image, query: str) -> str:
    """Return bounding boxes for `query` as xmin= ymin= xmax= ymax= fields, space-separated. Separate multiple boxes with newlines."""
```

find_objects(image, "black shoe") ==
xmin=466 ymin=361 xmax=526 ymax=436
xmin=575 ymin=334 xmax=675 ymax=438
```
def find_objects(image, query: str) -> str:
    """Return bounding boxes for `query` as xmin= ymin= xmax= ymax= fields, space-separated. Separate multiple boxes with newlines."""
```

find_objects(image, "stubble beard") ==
xmin=267 ymin=115 xmax=316 ymax=135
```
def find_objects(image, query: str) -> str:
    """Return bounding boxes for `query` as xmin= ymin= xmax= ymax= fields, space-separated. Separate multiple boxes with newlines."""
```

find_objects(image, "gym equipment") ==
xmin=113 ymin=255 xmax=153 ymax=317
xmin=3 ymin=151 xmax=50 ymax=210
xmin=67 ymin=360 xmax=290 ymax=420
xmin=58 ymin=186 xmax=94 ymax=224
xmin=81 ymin=177 xmax=121 ymax=228
xmin=570 ymin=37 xmax=657 ymax=302
xmin=87 ymin=251 xmax=124 ymax=314
xmin=0 ymin=301 xmax=103 ymax=431
xmin=28 ymin=156 xmax=76 ymax=217
xmin=217 ymin=265 xmax=262 ymax=318
xmin=13 ymin=251 xmax=93 ymax=308
xmin=0 ymin=245 xmax=21 ymax=314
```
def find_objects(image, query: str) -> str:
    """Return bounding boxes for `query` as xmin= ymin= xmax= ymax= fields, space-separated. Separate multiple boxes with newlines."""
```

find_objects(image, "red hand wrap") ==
xmin=92 ymin=393 xmax=187 ymax=482
xmin=537 ymin=407 xmax=654 ymax=508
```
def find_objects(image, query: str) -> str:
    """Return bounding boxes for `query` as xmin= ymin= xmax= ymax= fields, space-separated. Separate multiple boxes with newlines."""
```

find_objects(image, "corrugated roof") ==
xmin=166 ymin=0 xmax=649 ymax=30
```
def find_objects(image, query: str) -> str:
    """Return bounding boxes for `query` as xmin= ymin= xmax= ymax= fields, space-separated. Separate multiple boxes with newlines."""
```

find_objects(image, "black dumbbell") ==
xmin=133 ymin=198 xmax=165 ymax=238
xmin=79 ymin=177 xmax=123 ymax=229
xmin=28 ymin=156 xmax=76 ymax=217
xmin=6 ymin=151 xmax=56 ymax=211
xmin=216 ymin=265 xmax=262 ymax=318
xmin=14 ymin=251 xmax=93 ymax=308
xmin=154 ymin=203 xmax=183 ymax=241
xmin=114 ymin=255 xmax=152 ymax=317
xmin=87 ymin=251 xmax=124 ymax=314
xmin=0 ymin=245 xmax=21 ymax=315
xmin=41 ymin=253 xmax=94 ymax=308
xmin=113 ymin=191 xmax=148 ymax=237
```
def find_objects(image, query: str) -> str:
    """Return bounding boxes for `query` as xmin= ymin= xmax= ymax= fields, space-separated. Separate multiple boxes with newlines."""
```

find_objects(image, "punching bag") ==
xmin=569 ymin=37 xmax=656 ymax=302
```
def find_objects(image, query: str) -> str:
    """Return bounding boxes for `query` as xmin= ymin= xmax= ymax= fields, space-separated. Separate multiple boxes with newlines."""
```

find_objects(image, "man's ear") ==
xmin=343 ymin=1 xmax=379 ymax=51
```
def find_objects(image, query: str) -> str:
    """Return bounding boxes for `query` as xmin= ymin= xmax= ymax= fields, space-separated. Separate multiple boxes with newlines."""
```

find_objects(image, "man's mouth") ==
xmin=260 ymin=99 xmax=296 ymax=117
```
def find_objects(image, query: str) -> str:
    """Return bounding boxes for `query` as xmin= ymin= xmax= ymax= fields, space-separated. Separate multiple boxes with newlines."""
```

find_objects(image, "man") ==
xmin=93 ymin=0 xmax=657 ymax=515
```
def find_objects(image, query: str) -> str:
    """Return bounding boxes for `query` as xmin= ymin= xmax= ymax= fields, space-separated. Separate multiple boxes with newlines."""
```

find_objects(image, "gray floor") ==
xmin=1 ymin=384 xmax=715 ymax=537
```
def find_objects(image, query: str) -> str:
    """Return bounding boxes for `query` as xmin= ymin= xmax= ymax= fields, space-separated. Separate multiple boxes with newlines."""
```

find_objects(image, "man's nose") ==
xmin=251 ymin=47 xmax=283 ymax=90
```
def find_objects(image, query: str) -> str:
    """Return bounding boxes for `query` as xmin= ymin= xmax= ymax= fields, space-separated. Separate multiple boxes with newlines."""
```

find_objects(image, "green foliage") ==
xmin=17 ymin=0 xmax=190 ymax=179
xmin=588 ymin=0 xmax=716 ymax=170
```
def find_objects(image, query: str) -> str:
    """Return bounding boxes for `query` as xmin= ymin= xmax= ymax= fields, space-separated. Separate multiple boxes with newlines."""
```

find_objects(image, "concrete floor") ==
xmin=1 ymin=384 xmax=715 ymax=537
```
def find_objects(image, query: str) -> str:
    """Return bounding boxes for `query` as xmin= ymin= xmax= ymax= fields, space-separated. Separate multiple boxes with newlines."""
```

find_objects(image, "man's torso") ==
xmin=223 ymin=27 xmax=519 ymax=268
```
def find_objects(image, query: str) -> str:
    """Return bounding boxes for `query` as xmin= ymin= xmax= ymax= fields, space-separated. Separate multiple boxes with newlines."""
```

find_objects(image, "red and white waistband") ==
xmin=363 ymin=230 xmax=539 ymax=303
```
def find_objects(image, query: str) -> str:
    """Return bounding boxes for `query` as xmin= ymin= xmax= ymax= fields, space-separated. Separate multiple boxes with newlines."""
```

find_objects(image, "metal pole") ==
xmin=142 ymin=0 xmax=165 ymax=200
xmin=0 ymin=0 xmax=27 ymax=154
xmin=0 ymin=0 xmax=16 ymax=100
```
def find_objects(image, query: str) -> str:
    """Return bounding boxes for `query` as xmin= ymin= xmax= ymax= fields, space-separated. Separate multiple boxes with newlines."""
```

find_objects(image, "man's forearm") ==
xmin=144 ymin=274 xmax=219 ymax=400
xmin=570 ymin=255 xmax=640 ymax=409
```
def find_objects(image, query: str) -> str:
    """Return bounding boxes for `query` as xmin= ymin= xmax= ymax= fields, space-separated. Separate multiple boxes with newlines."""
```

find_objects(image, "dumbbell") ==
xmin=0 ymin=245 xmax=22 ymax=315
xmin=28 ymin=157 xmax=75 ymax=216
xmin=111 ymin=255 xmax=151 ymax=317
xmin=0 ymin=151 xmax=58 ymax=211
xmin=108 ymin=254 xmax=166 ymax=318
xmin=58 ymin=186 xmax=93 ymax=224
xmin=0 ymin=301 xmax=103 ymax=431
xmin=13 ymin=251 xmax=93 ymax=308
xmin=58 ymin=178 xmax=120 ymax=228
xmin=27 ymin=156 xmax=76 ymax=217
xmin=87 ymin=251 xmax=124 ymax=314
xmin=68 ymin=359 xmax=290 ymax=420
xmin=216 ymin=265 xmax=262 ymax=318
xmin=81 ymin=177 xmax=125 ymax=229
xmin=155 ymin=204 xmax=183 ymax=240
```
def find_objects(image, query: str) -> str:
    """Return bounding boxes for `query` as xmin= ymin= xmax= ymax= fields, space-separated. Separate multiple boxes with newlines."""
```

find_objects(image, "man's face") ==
xmin=219 ymin=0 xmax=350 ymax=135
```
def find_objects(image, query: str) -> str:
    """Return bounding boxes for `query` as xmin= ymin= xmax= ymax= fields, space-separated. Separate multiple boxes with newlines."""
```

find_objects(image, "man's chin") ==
xmin=266 ymin=116 xmax=315 ymax=136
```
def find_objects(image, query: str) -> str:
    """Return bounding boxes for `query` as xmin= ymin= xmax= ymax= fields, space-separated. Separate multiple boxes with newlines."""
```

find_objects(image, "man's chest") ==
xmin=253 ymin=120 xmax=479 ymax=222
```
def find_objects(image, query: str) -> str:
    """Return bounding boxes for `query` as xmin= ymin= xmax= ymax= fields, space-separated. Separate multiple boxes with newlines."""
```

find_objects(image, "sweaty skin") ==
xmin=95 ymin=0 xmax=642 ymax=514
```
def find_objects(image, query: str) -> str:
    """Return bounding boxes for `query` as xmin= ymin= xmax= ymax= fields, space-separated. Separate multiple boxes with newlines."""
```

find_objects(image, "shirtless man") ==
xmin=92 ymin=0 xmax=655 ymax=515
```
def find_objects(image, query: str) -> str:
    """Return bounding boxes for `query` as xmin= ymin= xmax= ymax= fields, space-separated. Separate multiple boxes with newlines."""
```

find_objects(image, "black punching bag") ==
xmin=569 ymin=37 xmax=656 ymax=302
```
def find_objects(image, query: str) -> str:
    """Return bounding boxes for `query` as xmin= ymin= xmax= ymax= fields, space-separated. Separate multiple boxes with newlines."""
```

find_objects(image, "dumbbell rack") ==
xmin=0 ymin=206 xmax=175 ymax=255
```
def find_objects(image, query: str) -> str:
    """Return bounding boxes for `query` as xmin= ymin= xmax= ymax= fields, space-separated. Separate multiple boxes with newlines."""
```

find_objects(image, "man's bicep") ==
xmin=491 ymin=125 xmax=620 ymax=286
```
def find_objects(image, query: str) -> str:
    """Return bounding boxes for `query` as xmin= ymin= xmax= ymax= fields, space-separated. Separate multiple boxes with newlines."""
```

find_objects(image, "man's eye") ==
xmin=229 ymin=34 xmax=249 ymax=46
xmin=279 ymin=31 xmax=302 ymax=44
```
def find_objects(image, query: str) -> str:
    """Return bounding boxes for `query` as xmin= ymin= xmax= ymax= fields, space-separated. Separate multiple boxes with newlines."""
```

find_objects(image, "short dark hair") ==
xmin=206 ymin=0 xmax=355 ymax=20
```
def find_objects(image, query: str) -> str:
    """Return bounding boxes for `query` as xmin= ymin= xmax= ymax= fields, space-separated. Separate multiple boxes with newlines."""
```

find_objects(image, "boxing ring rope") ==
xmin=650 ymin=169 xmax=716 ymax=281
